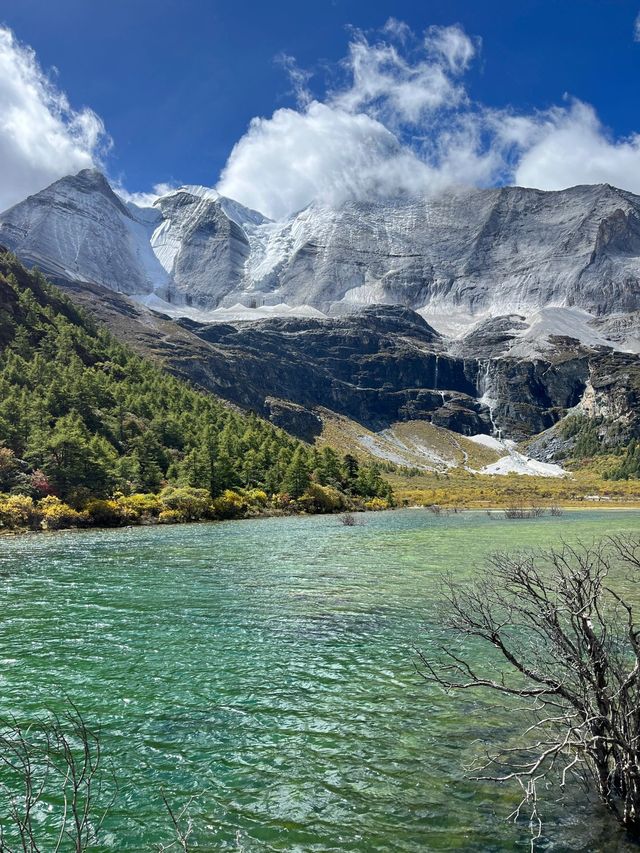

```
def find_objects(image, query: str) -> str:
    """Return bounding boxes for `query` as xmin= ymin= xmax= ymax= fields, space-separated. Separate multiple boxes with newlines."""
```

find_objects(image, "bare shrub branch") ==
xmin=417 ymin=535 xmax=640 ymax=846
xmin=0 ymin=706 xmax=113 ymax=852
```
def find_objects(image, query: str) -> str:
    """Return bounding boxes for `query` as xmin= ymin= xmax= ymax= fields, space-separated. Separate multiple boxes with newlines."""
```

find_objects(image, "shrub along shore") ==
xmin=0 ymin=252 xmax=392 ymax=532
xmin=0 ymin=485 xmax=392 ymax=533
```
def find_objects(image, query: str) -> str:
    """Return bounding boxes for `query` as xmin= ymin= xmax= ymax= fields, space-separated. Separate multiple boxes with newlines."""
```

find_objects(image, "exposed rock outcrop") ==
xmin=3 ymin=173 xmax=640 ymax=327
xmin=53 ymin=280 xmax=606 ymax=441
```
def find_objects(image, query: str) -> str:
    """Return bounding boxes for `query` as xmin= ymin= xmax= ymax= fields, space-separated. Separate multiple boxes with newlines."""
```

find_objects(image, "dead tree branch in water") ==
xmin=0 ymin=705 xmax=112 ymax=852
xmin=156 ymin=792 xmax=197 ymax=852
xmin=417 ymin=535 xmax=640 ymax=847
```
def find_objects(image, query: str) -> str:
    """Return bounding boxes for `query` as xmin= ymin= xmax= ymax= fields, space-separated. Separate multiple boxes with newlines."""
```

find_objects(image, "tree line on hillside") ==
xmin=559 ymin=415 xmax=640 ymax=479
xmin=0 ymin=253 xmax=392 ymax=529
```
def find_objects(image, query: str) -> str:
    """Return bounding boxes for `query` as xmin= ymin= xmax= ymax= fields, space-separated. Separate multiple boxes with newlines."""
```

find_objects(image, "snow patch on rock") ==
xmin=133 ymin=293 xmax=325 ymax=323
xmin=468 ymin=433 xmax=566 ymax=477
xmin=481 ymin=452 xmax=566 ymax=477
xmin=467 ymin=434 xmax=515 ymax=452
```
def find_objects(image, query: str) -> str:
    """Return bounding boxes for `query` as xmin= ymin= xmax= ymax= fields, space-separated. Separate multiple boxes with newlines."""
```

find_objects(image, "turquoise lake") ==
xmin=1 ymin=509 xmax=639 ymax=851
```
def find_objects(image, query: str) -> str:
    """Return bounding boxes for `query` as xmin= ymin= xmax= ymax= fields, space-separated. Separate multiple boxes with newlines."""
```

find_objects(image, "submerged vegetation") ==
xmin=0 ymin=252 xmax=392 ymax=530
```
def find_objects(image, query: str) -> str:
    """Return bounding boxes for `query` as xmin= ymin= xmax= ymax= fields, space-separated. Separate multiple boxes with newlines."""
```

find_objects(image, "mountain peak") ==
xmin=48 ymin=168 xmax=132 ymax=218
xmin=1 ymin=173 xmax=639 ymax=330
xmin=76 ymin=166 xmax=108 ymax=181
xmin=73 ymin=167 xmax=120 ymax=195
xmin=154 ymin=184 xmax=269 ymax=227
xmin=158 ymin=184 xmax=220 ymax=203
xmin=0 ymin=168 xmax=168 ymax=293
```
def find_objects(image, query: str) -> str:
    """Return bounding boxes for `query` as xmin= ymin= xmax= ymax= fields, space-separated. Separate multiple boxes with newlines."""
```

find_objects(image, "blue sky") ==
xmin=1 ymin=0 xmax=640 ymax=216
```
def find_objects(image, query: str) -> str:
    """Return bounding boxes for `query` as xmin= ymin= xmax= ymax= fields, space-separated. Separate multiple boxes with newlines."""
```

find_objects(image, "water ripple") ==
xmin=0 ymin=510 xmax=638 ymax=851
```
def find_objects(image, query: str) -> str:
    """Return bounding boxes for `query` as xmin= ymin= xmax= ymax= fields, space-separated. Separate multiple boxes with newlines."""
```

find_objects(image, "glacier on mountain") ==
xmin=1 ymin=168 xmax=640 ymax=353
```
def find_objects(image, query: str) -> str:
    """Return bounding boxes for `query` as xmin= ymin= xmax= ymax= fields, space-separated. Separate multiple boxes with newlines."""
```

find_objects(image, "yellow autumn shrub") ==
xmin=299 ymin=483 xmax=344 ymax=513
xmin=159 ymin=486 xmax=212 ymax=520
xmin=117 ymin=493 xmax=162 ymax=519
xmin=212 ymin=489 xmax=246 ymax=519
xmin=158 ymin=508 xmax=185 ymax=524
xmin=246 ymin=489 xmax=268 ymax=506
xmin=83 ymin=499 xmax=132 ymax=527
xmin=39 ymin=496 xmax=85 ymax=530
xmin=0 ymin=494 xmax=36 ymax=529
xmin=364 ymin=497 xmax=390 ymax=511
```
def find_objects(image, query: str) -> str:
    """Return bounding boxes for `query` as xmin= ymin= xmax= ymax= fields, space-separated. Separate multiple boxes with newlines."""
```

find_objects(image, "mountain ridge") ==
xmin=1 ymin=170 xmax=639 ymax=354
xmin=1 ymin=170 xmax=639 ymax=460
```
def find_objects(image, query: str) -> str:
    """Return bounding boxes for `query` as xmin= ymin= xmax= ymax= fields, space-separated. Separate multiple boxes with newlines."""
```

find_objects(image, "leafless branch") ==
xmin=417 ymin=534 xmax=640 ymax=847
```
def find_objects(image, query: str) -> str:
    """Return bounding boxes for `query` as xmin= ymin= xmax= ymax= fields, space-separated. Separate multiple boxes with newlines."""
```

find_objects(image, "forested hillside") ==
xmin=0 ymin=251 xmax=391 ymax=529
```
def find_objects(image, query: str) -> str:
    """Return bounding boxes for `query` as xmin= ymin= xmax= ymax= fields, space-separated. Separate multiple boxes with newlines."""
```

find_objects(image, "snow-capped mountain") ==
xmin=250 ymin=184 xmax=640 ymax=320
xmin=0 ymin=170 xmax=170 ymax=294
xmin=149 ymin=185 xmax=268 ymax=309
xmin=2 ymin=169 xmax=639 ymax=452
xmin=1 ymin=169 xmax=639 ymax=350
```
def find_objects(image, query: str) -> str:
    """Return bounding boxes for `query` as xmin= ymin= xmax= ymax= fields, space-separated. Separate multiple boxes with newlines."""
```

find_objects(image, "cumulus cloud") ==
xmin=217 ymin=21 xmax=640 ymax=219
xmin=115 ymin=182 xmax=178 ymax=207
xmin=218 ymin=24 xmax=483 ymax=218
xmin=510 ymin=101 xmax=640 ymax=194
xmin=217 ymin=103 xmax=440 ymax=220
xmin=0 ymin=26 xmax=109 ymax=211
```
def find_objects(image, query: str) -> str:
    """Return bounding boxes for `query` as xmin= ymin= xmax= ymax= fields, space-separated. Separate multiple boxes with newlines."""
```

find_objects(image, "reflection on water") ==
xmin=0 ymin=510 xmax=639 ymax=851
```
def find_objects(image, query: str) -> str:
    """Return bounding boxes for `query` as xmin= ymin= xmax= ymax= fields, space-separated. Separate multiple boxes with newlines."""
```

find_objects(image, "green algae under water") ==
xmin=1 ymin=509 xmax=639 ymax=851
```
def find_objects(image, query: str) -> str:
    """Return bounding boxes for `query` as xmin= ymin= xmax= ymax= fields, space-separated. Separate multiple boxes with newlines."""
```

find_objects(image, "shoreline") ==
xmin=3 ymin=503 xmax=640 ymax=537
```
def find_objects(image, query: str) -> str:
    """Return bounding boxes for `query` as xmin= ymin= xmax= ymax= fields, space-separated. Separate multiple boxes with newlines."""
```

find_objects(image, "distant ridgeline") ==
xmin=0 ymin=251 xmax=392 ymax=529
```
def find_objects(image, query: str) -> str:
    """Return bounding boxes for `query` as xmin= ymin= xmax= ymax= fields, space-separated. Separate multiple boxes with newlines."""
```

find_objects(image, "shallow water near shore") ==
xmin=1 ymin=509 xmax=639 ymax=851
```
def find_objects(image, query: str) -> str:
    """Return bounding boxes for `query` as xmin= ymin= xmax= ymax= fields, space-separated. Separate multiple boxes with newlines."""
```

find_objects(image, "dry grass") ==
xmin=313 ymin=409 xmax=640 ymax=509
xmin=390 ymin=467 xmax=640 ymax=509
xmin=314 ymin=410 xmax=500 ymax=470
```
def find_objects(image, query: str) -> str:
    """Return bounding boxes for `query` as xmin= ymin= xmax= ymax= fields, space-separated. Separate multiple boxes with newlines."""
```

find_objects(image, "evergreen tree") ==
xmin=283 ymin=448 xmax=310 ymax=499
xmin=0 ymin=252 xmax=393 ymax=506
xmin=342 ymin=453 xmax=359 ymax=490
xmin=36 ymin=412 xmax=113 ymax=499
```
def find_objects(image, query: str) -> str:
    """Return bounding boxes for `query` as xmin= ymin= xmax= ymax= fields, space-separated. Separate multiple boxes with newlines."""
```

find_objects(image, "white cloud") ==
xmin=217 ymin=21 xmax=640 ymax=219
xmin=381 ymin=18 xmax=412 ymax=43
xmin=0 ymin=26 xmax=109 ymax=211
xmin=511 ymin=101 xmax=640 ymax=194
xmin=332 ymin=25 xmax=473 ymax=124
xmin=424 ymin=23 xmax=477 ymax=72
xmin=218 ymin=25 xmax=482 ymax=218
xmin=115 ymin=182 xmax=178 ymax=207
xmin=217 ymin=102 xmax=439 ymax=220
xmin=274 ymin=53 xmax=313 ymax=107
xmin=635 ymin=12 xmax=640 ymax=41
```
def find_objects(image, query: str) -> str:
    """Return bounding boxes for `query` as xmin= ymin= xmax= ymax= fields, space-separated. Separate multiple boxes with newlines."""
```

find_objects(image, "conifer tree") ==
xmin=283 ymin=447 xmax=310 ymax=498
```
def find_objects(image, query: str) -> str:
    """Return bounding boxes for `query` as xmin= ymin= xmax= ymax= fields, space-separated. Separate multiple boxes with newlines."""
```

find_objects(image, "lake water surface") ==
xmin=1 ymin=509 xmax=639 ymax=851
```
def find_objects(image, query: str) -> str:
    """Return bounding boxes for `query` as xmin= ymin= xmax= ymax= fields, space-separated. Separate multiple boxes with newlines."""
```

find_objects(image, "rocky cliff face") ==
xmin=49 ymin=278 xmax=606 ymax=442
xmin=1 ymin=171 xmax=638 ymax=448
xmin=149 ymin=187 xmax=267 ymax=309
xmin=579 ymin=352 xmax=640 ymax=426
xmin=2 ymin=172 xmax=640 ymax=330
